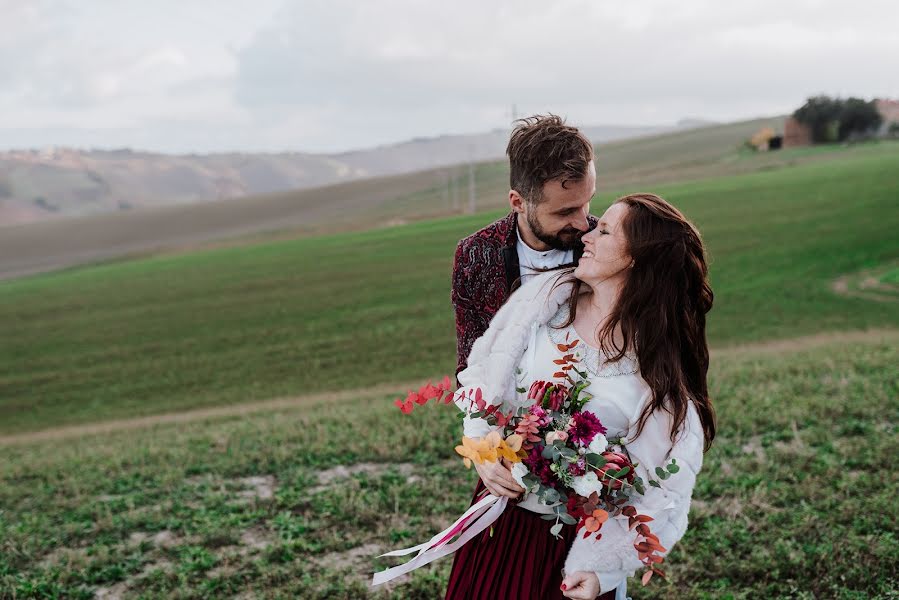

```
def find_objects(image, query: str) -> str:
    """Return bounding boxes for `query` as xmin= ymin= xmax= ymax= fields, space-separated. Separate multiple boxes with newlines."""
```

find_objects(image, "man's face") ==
xmin=523 ymin=161 xmax=596 ymax=251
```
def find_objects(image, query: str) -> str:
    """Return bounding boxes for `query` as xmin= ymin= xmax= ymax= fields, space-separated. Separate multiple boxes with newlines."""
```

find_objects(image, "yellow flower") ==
xmin=455 ymin=432 xmax=524 ymax=468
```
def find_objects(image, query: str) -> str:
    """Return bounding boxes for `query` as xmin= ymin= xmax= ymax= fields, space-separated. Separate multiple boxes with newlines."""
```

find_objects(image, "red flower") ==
xmin=527 ymin=381 xmax=569 ymax=411
xmin=528 ymin=380 xmax=553 ymax=401
xmin=569 ymin=411 xmax=606 ymax=446
xmin=523 ymin=446 xmax=557 ymax=488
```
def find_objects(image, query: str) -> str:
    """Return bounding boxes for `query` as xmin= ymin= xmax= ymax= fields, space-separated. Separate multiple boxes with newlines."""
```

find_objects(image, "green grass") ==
xmin=2 ymin=142 xmax=898 ymax=433
xmin=1 ymin=335 xmax=896 ymax=598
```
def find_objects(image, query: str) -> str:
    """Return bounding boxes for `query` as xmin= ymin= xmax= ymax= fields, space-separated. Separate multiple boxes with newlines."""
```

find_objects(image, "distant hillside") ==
xmin=0 ymin=116 xmax=821 ymax=280
xmin=0 ymin=124 xmax=673 ymax=226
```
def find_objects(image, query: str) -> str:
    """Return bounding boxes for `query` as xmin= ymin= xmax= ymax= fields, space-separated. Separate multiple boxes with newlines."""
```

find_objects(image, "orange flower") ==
xmin=455 ymin=432 xmax=524 ymax=469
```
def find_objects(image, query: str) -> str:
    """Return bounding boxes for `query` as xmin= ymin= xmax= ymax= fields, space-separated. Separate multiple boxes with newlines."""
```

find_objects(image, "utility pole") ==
xmin=450 ymin=167 xmax=458 ymax=211
xmin=467 ymin=160 xmax=476 ymax=214
xmin=443 ymin=170 xmax=449 ymax=209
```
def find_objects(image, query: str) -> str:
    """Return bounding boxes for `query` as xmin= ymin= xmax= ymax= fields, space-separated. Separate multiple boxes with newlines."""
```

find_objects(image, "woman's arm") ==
xmin=563 ymin=401 xmax=705 ymax=594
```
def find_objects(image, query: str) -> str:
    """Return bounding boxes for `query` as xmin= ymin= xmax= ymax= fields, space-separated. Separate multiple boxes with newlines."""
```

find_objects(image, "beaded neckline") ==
xmin=546 ymin=304 xmax=639 ymax=378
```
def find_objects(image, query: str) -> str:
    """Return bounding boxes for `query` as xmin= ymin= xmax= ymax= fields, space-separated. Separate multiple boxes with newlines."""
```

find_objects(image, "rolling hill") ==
xmin=1 ymin=116 xmax=791 ymax=280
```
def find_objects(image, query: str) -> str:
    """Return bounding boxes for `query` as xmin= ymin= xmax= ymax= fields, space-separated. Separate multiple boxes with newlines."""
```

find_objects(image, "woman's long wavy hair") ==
xmin=558 ymin=193 xmax=716 ymax=451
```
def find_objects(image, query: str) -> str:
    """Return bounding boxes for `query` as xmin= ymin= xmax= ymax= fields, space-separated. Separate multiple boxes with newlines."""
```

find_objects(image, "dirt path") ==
xmin=2 ymin=329 xmax=896 ymax=446
xmin=0 ymin=379 xmax=426 ymax=446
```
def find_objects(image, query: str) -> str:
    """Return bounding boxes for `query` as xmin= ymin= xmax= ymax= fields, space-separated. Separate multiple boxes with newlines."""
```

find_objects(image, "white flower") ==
xmin=588 ymin=433 xmax=608 ymax=455
xmin=571 ymin=472 xmax=604 ymax=498
xmin=511 ymin=462 xmax=531 ymax=490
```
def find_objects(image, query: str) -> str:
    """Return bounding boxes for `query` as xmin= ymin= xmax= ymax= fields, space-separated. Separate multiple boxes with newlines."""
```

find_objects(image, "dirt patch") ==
xmin=94 ymin=559 xmax=173 ymax=599
xmin=315 ymin=542 xmax=410 ymax=587
xmin=94 ymin=582 xmax=128 ymax=600
xmin=713 ymin=329 xmax=899 ymax=359
xmin=185 ymin=473 xmax=278 ymax=504
xmin=318 ymin=542 xmax=383 ymax=572
xmin=310 ymin=462 xmax=418 ymax=494
xmin=240 ymin=527 xmax=274 ymax=552
xmin=39 ymin=545 xmax=89 ymax=568
xmin=235 ymin=475 xmax=276 ymax=502
xmin=740 ymin=435 xmax=766 ymax=462
xmin=831 ymin=263 xmax=899 ymax=303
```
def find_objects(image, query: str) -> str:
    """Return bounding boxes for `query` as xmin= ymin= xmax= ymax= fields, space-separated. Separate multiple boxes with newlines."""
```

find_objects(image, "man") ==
xmin=452 ymin=114 xmax=598 ymax=376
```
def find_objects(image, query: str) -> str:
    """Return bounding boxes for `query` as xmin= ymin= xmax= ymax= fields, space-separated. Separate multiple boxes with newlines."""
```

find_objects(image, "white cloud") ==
xmin=0 ymin=0 xmax=897 ymax=153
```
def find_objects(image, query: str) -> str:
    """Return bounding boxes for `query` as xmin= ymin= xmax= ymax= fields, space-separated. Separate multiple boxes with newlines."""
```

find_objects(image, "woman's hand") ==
xmin=561 ymin=571 xmax=600 ymax=599
xmin=473 ymin=457 xmax=525 ymax=499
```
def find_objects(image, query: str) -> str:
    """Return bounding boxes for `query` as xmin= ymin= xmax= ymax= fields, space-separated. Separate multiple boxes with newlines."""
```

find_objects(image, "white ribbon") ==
xmin=371 ymin=493 xmax=509 ymax=586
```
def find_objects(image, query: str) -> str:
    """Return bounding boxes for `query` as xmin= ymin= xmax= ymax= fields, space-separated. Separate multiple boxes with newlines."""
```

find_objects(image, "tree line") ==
xmin=793 ymin=96 xmax=883 ymax=143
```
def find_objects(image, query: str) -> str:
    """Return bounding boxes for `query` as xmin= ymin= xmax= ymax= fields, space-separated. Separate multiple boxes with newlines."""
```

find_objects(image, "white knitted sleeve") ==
xmin=563 ymin=401 xmax=705 ymax=593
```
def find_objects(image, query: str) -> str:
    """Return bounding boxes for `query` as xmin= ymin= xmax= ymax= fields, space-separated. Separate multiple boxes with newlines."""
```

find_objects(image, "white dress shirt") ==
xmin=516 ymin=228 xmax=574 ymax=284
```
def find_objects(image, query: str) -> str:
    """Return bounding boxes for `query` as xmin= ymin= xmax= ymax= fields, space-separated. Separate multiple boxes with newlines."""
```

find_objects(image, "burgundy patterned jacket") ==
xmin=451 ymin=211 xmax=598 ymax=377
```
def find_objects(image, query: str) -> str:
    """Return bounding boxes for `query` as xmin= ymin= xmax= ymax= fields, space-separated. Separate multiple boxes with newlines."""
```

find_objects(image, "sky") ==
xmin=1 ymin=0 xmax=897 ymax=154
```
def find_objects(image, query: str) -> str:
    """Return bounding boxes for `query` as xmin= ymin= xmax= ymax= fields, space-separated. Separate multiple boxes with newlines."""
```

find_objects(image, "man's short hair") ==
xmin=506 ymin=114 xmax=594 ymax=204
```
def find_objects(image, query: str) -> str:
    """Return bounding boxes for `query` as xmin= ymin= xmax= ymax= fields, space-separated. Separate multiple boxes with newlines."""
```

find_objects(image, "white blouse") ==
xmin=461 ymin=304 xmax=704 ymax=595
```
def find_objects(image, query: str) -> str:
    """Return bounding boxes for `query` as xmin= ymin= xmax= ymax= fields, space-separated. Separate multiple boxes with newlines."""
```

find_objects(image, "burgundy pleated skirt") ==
xmin=444 ymin=479 xmax=616 ymax=600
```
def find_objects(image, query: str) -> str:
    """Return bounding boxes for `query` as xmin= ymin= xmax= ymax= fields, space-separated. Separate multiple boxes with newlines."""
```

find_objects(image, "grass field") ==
xmin=2 ymin=140 xmax=897 ymax=433
xmin=1 ymin=335 xmax=896 ymax=598
xmin=1 ymin=136 xmax=898 ymax=598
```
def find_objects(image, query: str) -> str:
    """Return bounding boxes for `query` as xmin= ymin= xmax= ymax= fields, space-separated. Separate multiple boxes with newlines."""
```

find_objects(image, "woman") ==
xmin=444 ymin=193 xmax=716 ymax=600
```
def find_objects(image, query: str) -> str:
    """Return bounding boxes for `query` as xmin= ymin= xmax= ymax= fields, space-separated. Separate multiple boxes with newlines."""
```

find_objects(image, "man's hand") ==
xmin=561 ymin=571 xmax=600 ymax=599
xmin=473 ymin=458 xmax=525 ymax=499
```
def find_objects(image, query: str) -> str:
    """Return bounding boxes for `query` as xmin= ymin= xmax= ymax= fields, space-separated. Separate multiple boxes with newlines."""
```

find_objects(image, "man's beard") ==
xmin=527 ymin=210 xmax=582 ymax=251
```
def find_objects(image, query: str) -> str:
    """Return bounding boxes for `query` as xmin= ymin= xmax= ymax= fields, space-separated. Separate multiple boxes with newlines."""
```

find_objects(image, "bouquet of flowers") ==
xmin=373 ymin=334 xmax=678 ymax=587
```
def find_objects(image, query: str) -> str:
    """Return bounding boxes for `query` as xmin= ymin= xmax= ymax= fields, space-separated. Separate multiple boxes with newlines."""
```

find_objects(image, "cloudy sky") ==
xmin=1 ymin=0 xmax=896 ymax=154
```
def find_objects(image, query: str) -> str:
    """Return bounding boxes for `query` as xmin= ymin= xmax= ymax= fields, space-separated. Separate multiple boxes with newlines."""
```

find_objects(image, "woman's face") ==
xmin=574 ymin=202 xmax=632 ymax=285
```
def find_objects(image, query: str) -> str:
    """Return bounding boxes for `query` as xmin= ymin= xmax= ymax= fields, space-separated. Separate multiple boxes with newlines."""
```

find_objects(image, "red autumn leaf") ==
xmin=556 ymin=343 xmax=570 ymax=352
xmin=473 ymin=388 xmax=486 ymax=410
xmin=641 ymin=570 xmax=653 ymax=586
xmin=636 ymin=524 xmax=651 ymax=535
xmin=553 ymin=359 xmax=566 ymax=365
xmin=621 ymin=506 xmax=637 ymax=517
xmin=419 ymin=383 xmax=441 ymax=401
xmin=636 ymin=514 xmax=654 ymax=522
xmin=653 ymin=568 xmax=666 ymax=578
xmin=566 ymin=340 xmax=580 ymax=350
xmin=408 ymin=391 xmax=427 ymax=405
xmin=553 ymin=371 xmax=566 ymax=378
xmin=439 ymin=375 xmax=453 ymax=391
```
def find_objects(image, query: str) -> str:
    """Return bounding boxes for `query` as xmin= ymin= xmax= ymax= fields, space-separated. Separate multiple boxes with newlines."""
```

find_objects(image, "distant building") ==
xmin=784 ymin=117 xmax=812 ymax=147
xmin=749 ymin=127 xmax=776 ymax=150
xmin=875 ymin=99 xmax=899 ymax=135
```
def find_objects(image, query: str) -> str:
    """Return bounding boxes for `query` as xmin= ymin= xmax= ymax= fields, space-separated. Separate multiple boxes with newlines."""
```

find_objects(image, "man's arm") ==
xmin=451 ymin=239 xmax=490 ymax=378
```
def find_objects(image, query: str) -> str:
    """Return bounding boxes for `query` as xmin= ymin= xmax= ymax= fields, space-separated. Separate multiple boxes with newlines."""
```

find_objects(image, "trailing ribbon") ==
xmin=371 ymin=493 xmax=508 ymax=586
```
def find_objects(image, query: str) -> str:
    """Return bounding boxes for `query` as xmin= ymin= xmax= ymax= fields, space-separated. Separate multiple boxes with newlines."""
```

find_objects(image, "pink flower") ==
xmin=594 ymin=451 xmax=636 ymax=490
xmin=527 ymin=404 xmax=551 ymax=427
xmin=569 ymin=411 xmax=607 ymax=447
xmin=568 ymin=456 xmax=587 ymax=477
xmin=545 ymin=431 xmax=569 ymax=445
